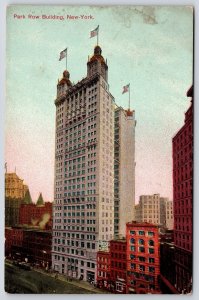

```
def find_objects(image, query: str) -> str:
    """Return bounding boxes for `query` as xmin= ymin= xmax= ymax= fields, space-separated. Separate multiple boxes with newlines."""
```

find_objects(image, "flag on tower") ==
xmin=90 ymin=25 xmax=99 ymax=38
xmin=122 ymin=83 xmax=130 ymax=94
xmin=59 ymin=48 xmax=67 ymax=61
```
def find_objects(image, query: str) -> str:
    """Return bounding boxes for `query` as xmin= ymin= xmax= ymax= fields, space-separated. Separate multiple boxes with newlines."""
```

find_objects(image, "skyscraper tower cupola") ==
xmin=57 ymin=70 xmax=72 ymax=97
xmin=87 ymin=45 xmax=108 ymax=81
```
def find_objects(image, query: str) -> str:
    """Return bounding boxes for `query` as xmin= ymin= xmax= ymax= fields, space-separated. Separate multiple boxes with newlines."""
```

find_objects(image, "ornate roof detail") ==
xmin=89 ymin=45 xmax=106 ymax=64
xmin=58 ymin=70 xmax=72 ymax=86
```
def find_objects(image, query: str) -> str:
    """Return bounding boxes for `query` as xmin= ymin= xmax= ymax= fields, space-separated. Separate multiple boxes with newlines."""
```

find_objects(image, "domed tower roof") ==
xmin=58 ymin=70 xmax=72 ymax=87
xmin=89 ymin=45 xmax=106 ymax=64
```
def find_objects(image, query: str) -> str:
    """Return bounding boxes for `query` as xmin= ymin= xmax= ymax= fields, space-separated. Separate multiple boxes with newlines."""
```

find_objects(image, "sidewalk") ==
xmin=35 ymin=268 xmax=110 ymax=294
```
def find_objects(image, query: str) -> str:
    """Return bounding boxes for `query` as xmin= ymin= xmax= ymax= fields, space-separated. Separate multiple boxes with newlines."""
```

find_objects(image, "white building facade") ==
xmin=135 ymin=194 xmax=173 ymax=229
xmin=52 ymin=46 xmax=115 ymax=281
xmin=114 ymin=107 xmax=136 ymax=237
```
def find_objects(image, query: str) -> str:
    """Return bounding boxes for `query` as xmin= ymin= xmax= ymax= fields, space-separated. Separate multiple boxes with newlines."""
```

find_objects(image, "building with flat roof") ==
xmin=114 ymin=107 xmax=136 ymax=237
xmin=126 ymin=221 xmax=160 ymax=294
xmin=172 ymin=85 xmax=193 ymax=293
xmin=135 ymin=194 xmax=173 ymax=229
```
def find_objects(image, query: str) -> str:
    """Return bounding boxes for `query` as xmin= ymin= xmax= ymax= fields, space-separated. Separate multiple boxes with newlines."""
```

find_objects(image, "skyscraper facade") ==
xmin=114 ymin=107 xmax=136 ymax=237
xmin=52 ymin=45 xmax=115 ymax=281
xmin=172 ymin=85 xmax=193 ymax=293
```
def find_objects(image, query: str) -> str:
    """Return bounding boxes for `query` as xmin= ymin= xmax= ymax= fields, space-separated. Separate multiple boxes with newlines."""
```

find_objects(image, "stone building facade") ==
xmin=114 ymin=107 xmax=136 ymax=237
xmin=135 ymin=194 xmax=173 ymax=229
xmin=52 ymin=45 xmax=115 ymax=281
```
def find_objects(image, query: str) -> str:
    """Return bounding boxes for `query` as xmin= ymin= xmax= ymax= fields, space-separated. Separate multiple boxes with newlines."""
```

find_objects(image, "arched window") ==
xmin=130 ymin=238 xmax=135 ymax=244
xmin=139 ymin=239 xmax=144 ymax=245
xmin=148 ymin=240 xmax=154 ymax=246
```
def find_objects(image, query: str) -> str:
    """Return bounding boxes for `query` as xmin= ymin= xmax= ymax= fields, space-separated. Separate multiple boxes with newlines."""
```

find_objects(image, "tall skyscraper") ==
xmin=114 ymin=107 xmax=136 ymax=237
xmin=52 ymin=45 xmax=115 ymax=281
xmin=172 ymin=85 xmax=193 ymax=293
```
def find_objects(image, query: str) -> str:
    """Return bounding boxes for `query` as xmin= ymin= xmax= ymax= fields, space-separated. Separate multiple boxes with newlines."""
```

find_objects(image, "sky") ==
xmin=5 ymin=5 xmax=193 ymax=203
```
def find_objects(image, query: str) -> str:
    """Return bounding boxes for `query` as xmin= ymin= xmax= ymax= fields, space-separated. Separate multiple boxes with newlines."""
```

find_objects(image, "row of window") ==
xmin=129 ymin=230 xmax=155 ymax=236
xmin=130 ymin=264 xmax=155 ymax=273
xmin=130 ymin=238 xmax=154 ymax=246
xmin=130 ymin=246 xmax=155 ymax=254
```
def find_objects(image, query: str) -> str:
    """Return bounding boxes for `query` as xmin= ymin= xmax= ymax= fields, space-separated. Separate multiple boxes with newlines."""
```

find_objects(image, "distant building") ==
xmin=5 ymin=171 xmax=29 ymax=227
xmin=5 ymin=226 xmax=52 ymax=269
xmin=5 ymin=227 xmax=24 ymax=257
xmin=19 ymin=194 xmax=52 ymax=229
xmin=126 ymin=221 xmax=160 ymax=294
xmin=172 ymin=85 xmax=193 ymax=293
xmin=135 ymin=194 xmax=173 ymax=229
xmin=114 ymin=107 xmax=136 ymax=238
xmin=5 ymin=172 xmax=28 ymax=199
xmin=165 ymin=200 xmax=174 ymax=230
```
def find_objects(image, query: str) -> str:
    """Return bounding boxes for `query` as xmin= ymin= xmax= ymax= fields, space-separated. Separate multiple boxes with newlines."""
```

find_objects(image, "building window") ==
xmin=130 ymin=238 xmax=135 ymax=244
xmin=130 ymin=246 xmax=135 ymax=251
xmin=130 ymin=230 xmax=135 ymax=235
xmin=138 ymin=256 xmax=145 ymax=262
xmin=130 ymin=254 xmax=136 ymax=260
xmin=149 ymin=266 xmax=155 ymax=273
xmin=148 ymin=248 xmax=154 ymax=254
xmin=138 ymin=231 xmax=145 ymax=236
xmin=139 ymin=247 xmax=145 ymax=253
xmin=148 ymin=231 xmax=154 ymax=236
xmin=139 ymin=265 xmax=145 ymax=271
xmin=148 ymin=240 xmax=154 ymax=246
xmin=139 ymin=239 xmax=144 ymax=245
xmin=131 ymin=263 xmax=136 ymax=270
xmin=149 ymin=257 xmax=155 ymax=263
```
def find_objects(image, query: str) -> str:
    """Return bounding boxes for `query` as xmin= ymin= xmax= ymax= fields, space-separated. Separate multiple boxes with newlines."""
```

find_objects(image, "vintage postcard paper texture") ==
xmin=5 ymin=5 xmax=193 ymax=294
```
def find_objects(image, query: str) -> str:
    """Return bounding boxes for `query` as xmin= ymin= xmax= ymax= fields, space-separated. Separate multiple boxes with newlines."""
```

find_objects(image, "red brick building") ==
xmin=97 ymin=240 xmax=127 ymax=293
xmin=5 ymin=226 xmax=52 ymax=268
xmin=5 ymin=227 xmax=24 ymax=257
xmin=19 ymin=201 xmax=52 ymax=229
xmin=97 ymin=251 xmax=111 ymax=289
xmin=110 ymin=239 xmax=127 ymax=293
xmin=172 ymin=85 xmax=193 ymax=293
xmin=126 ymin=221 xmax=160 ymax=294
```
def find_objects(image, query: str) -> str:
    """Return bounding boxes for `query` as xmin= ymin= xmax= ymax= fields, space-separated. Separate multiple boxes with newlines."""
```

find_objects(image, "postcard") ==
xmin=5 ymin=5 xmax=193 ymax=294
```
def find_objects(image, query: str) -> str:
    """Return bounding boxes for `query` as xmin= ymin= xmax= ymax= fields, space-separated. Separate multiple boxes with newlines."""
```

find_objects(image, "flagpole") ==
xmin=97 ymin=25 xmax=99 ymax=45
xmin=66 ymin=48 xmax=67 ymax=70
xmin=129 ymin=84 xmax=130 ymax=110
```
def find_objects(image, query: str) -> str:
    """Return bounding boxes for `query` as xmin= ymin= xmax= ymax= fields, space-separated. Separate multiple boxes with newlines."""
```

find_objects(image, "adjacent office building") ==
xmin=114 ymin=107 xmax=136 ymax=237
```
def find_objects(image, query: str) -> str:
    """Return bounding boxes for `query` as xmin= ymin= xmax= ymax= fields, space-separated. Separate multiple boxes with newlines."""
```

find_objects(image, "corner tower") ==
xmin=87 ymin=45 xmax=108 ymax=81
